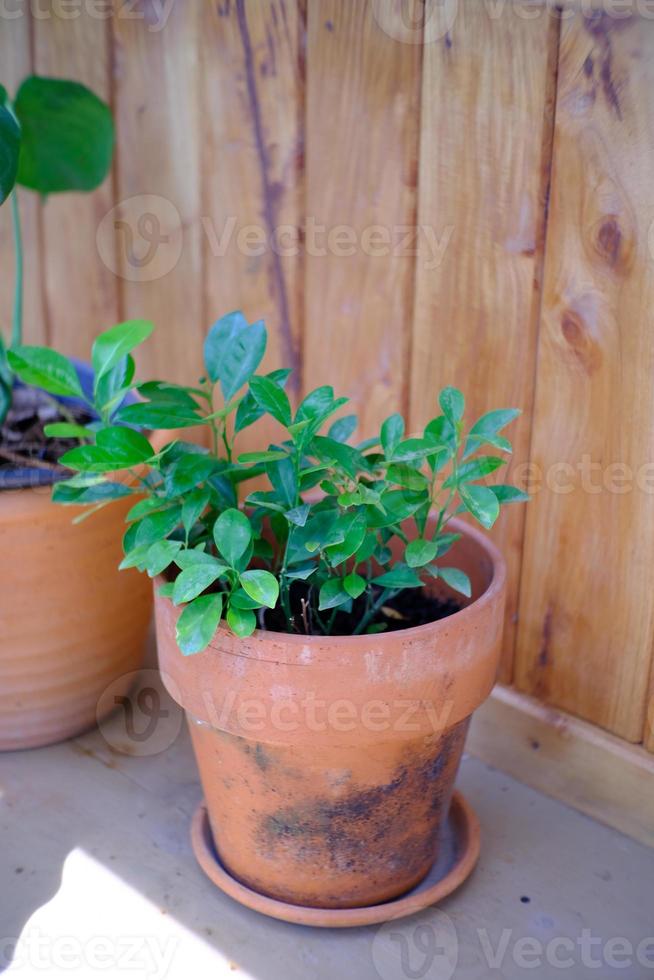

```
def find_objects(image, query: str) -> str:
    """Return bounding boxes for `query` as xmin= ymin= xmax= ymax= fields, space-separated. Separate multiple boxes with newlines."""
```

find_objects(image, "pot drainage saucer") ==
xmin=190 ymin=789 xmax=480 ymax=928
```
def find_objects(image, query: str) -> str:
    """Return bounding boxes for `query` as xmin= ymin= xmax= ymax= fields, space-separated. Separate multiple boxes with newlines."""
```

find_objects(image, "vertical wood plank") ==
xmin=0 ymin=17 xmax=45 ymax=347
xmin=410 ymin=0 xmax=557 ymax=681
xmin=516 ymin=14 xmax=654 ymax=742
xmin=112 ymin=1 xmax=203 ymax=383
xmin=303 ymin=0 xmax=422 ymax=436
xmin=200 ymin=0 xmax=304 ymax=454
xmin=33 ymin=7 xmax=118 ymax=357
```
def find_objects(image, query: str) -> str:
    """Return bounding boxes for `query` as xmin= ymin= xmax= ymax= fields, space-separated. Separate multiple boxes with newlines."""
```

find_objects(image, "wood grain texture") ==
xmin=0 ymin=18 xmax=46 ymax=347
xmin=200 ymin=0 xmax=304 ymax=458
xmin=112 ymin=0 xmax=203 ymax=383
xmin=33 ymin=8 xmax=118 ymax=357
xmin=303 ymin=0 xmax=422 ymax=437
xmin=410 ymin=0 xmax=558 ymax=681
xmin=515 ymin=14 xmax=654 ymax=741
xmin=468 ymin=685 xmax=654 ymax=848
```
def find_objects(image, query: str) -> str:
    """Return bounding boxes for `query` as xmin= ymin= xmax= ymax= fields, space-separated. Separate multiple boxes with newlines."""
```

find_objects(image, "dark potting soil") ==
xmin=262 ymin=580 xmax=462 ymax=636
xmin=0 ymin=385 xmax=91 ymax=485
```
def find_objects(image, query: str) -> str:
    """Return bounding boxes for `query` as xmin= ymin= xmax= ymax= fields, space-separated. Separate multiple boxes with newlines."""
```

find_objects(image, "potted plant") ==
xmin=18 ymin=310 xmax=528 ymax=915
xmin=0 ymin=77 xmax=154 ymax=750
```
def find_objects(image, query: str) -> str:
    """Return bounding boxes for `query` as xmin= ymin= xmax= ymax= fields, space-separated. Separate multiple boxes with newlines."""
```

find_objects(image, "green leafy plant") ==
xmin=0 ymin=75 xmax=114 ymax=422
xmin=12 ymin=311 xmax=528 ymax=655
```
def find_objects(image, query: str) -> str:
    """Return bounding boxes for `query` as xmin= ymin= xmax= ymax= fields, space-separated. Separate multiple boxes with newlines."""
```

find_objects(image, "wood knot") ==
xmin=596 ymin=217 xmax=622 ymax=266
xmin=561 ymin=310 xmax=602 ymax=376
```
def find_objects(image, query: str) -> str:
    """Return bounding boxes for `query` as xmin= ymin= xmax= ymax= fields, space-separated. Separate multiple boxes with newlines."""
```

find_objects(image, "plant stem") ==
xmin=10 ymin=189 xmax=23 ymax=348
xmin=353 ymin=587 xmax=400 ymax=636
xmin=39 ymin=391 xmax=82 ymax=430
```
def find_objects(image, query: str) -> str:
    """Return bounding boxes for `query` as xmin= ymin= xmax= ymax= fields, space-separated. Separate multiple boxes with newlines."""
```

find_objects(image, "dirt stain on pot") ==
xmin=257 ymin=719 xmax=470 ymax=891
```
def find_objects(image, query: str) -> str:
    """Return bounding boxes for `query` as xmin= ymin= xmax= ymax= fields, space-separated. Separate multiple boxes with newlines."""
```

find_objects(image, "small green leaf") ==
xmin=459 ymin=483 xmax=500 ymax=529
xmin=226 ymin=605 xmax=257 ymax=638
xmin=405 ymin=538 xmax=439 ymax=568
xmin=118 ymin=542 xmax=152 ymax=571
xmin=285 ymin=564 xmax=317 ymax=580
xmin=213 ymin=508 xmax=252 ymax=566
xmin=176 ymin=594 xmax=223 ymax=655
xmin=92 ymin=320 xmax=153 ymax=385
xmin=324 ymin=509 xmax=367 ymax=566
xmin=133 ymin=506 xmax=182 ymax=546
xmin=229 ymin=588 xmax=261 ymax=610
xmin=8 ymin=346 xmax=83 ymax=398
xmin=173 ymin=565 xmax=222 ymax=604
xmin=146 ymin=539 xmax=182 ymax=577
xmin=15 ymin=76 xmax=113 ymax=194
xmin=391 ymin=438 xmax=444 ymax=463
xmin=328 ymin=414 xmax=357 ymax=443
xmin=445 ymin=455 xmax=505 ymax=486
xmin=372 ymin=566 xmax=423 ymax=589
xmin=204 ymin=312 xmax=267 ymax=401
xmin=318 ymin=578 xmax=351 ymax=610
xmin=116 ymin=401 xmax=202 ymax=429
xmin=488 ymin=484 xmax=530 ymax=504
xmin=285 ymin=503 xmax=310 ymax=527
xmin=58 ymin=444 xmax=113 ymax=472
xmin=95 ymin=426 xmax=154 ymax=466
xmin=182 ymin=488 xmax=210 ymax=536
xmin=237 ymin=450 xmax=288 ymax=464
xmin=438 ymin=567 xmax=472 ymax=598
xmin=157 ymin=583 xmax=175 ymax=598
xmin=462 ymin=408 xmax=520 ymax=460
xmin=234 ymin=368 xmax=290 ymax=433
xmin=95 ymin=355 xmax=136 ymax=415
xmin=386 ymin=463 xmax=429 ymax=491
xmin=249 ymin=375 xmax=292 ymax=427
xmin=239 ymin=569 xmax=279 ymax=608
xmin=343 ymin=572 xmax=366 ymax=599
xmin=439 ymin=387 xmax=465 ymax=424
xmin=175 ymin=551 xmax=227 ymax=573
xmin=44 ymin=422 xmax=92 ymax=440
xmin=381 ymin=413 xmax=404 ymax=458
xmin=0 ymin=103 xmax=20 ymax=205
xmin=52 ymin=480 xmax=133 ymax=505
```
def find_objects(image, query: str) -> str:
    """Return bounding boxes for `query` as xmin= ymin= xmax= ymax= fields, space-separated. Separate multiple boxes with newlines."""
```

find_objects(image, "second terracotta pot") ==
xmin=155 ymin=517 xmax=506 ymax=909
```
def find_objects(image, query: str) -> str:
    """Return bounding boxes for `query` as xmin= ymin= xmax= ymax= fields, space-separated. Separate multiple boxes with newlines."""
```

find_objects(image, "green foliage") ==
xmin=14 ymin=76 xmax=114 ymax=194
xmin=22 ymin=313 xmax=528 ymax=654
xmin=0 ymin=73 xmax=114 ymax=424
xmin=0 ymin=99 xmax=19 ymax=205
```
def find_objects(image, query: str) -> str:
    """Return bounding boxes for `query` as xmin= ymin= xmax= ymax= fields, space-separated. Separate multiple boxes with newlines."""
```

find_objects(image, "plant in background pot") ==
xmin=22 ymin=310 xmax=529 ymax=917
xmin=0 ymin=76 xmax=154 ymax=750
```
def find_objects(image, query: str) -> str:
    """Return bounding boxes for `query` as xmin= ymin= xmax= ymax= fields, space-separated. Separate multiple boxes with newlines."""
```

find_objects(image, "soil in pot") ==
xmin=0 ymin=383 xmax=92 ymax=489
xmin=262 ymin=579 xmax=462 ymax=634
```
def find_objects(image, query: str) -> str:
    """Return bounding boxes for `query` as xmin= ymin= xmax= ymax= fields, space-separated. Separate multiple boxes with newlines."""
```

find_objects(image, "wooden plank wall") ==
xmin=1 ymin=0 xmax=653 ymax=751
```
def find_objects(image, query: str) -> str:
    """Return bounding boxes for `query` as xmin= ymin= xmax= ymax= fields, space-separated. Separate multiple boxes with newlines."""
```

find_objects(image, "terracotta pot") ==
xmin=0 ymin=362 xmax=163 ymax=751
xmin=155 ymin=517 xmax=506 ymax=909
xmin=0 ymin=487 xmax=153 ymax=751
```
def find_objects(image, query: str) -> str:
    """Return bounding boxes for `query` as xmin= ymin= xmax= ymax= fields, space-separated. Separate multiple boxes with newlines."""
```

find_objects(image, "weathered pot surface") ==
xmin=0 ymin=487 xmax=152 ymax=750
xmin=155 ymin=517 xmax=506 ymax=909
xmin=0 ymin=366 xmax=163 ymax=751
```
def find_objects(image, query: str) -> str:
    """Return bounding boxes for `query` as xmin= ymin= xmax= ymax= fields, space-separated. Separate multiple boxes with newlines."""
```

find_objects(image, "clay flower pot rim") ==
xmin=156 ymin=515 xmax=506 ymax=651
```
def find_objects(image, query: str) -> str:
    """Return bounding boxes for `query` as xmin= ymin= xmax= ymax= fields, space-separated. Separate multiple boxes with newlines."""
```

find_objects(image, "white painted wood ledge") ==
xmin=468 ymin=685 xmax=654 ymax=850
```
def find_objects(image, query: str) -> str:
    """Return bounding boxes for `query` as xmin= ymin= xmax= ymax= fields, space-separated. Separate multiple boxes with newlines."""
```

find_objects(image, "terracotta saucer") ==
xmin=190 ymin=789 xmax=480 ymax=928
